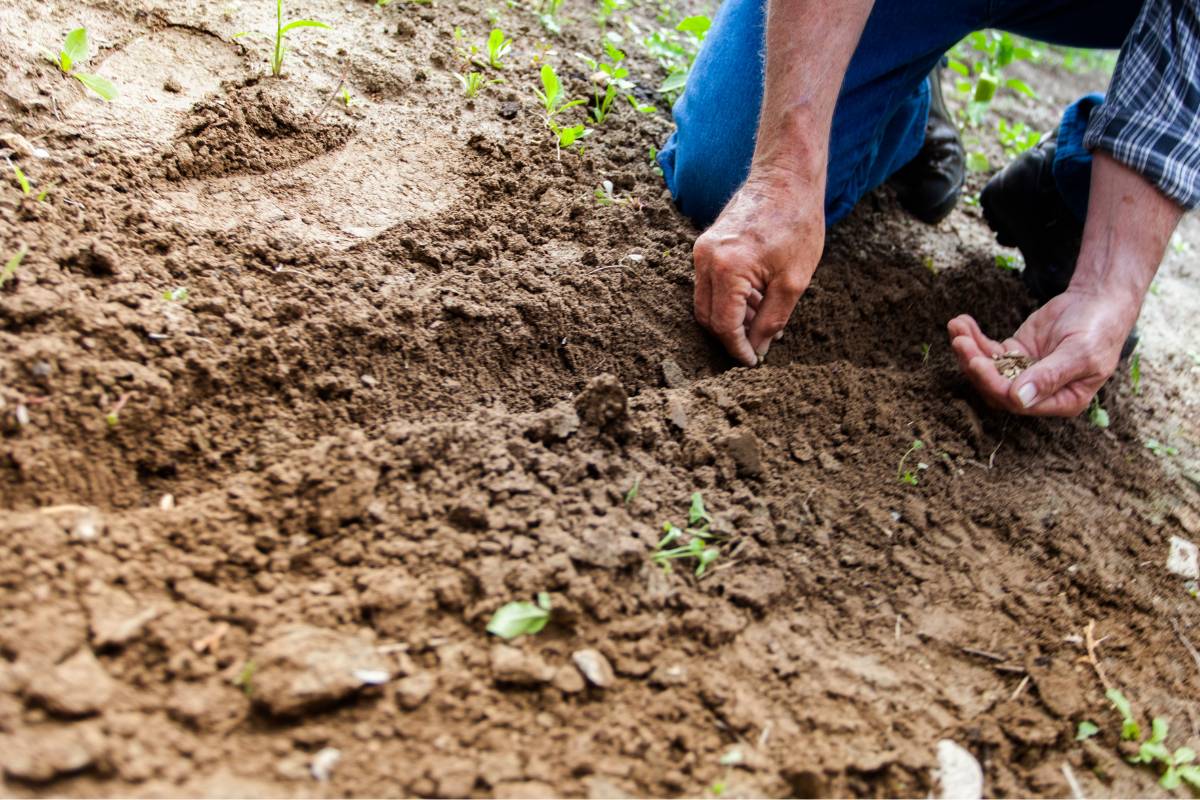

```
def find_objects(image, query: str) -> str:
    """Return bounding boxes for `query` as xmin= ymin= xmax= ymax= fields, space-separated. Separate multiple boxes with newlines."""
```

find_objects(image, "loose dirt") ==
xmin=1 ymin=1 xmax=1198 ymax=797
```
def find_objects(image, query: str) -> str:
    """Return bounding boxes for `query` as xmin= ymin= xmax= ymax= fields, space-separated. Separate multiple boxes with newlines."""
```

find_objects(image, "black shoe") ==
xmin=981 ymin=132 xmax=1139 ymax=359
xmin=889 ymin=63 xmax=966 ymax=225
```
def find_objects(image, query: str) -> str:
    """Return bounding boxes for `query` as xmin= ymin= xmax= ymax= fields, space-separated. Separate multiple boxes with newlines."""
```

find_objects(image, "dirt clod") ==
xmin=251 ymin=626 xmax=390 ymax=716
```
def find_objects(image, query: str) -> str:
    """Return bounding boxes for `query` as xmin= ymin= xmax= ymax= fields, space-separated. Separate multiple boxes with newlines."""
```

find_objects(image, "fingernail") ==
xmin=755 ymin=342 xmax=770 ymax=359
xmin=1017 ymin=383 xmax=1038 ymax=408
xmin=773 ymin=331 xmax=784 ymax=342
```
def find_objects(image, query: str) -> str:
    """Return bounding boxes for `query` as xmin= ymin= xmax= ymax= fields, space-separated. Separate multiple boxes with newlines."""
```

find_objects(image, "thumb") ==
xmin=747 ymin=278 xmax=805 ymax=356
xmin=1009 ymin=344 xmax=1088 ymax=413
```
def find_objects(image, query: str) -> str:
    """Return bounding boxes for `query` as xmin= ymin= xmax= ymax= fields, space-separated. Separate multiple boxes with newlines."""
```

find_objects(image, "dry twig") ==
xmin=1084 ymin=619 xmax=1113 ymax=693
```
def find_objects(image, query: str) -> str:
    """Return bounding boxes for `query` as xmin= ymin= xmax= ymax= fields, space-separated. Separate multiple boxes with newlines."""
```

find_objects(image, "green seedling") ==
xmin=626 ymin=94 xmax=656 ymax=114
xmin=898 ymin=439 xmax=927 ymax=485
xmin=652 ymin=15 xmax=709 ymax=97
xmin=594 ymin=179 xmax=628 ymax=206
xmin=1076 ymin=720 xmax=1100 ymax=741
xmin=995 ymin=252 xmax=1021 ymax=271
xmin=486 ymin=28 xmax=512 ymax=69
xmin=533 ymin=63 xmax=583 ymax=117
xmin=595 ymin=0 xmax=628 ymax=28
xmin=1146 ymin=438 xmax=1179 ymax=458
xmin=487 ymin=592 xmax=551 ymax=639
xmin=45 ymin=28 xmax=118 ymax=101
xmin=234 ymin=660 xmax=257 ymax=697
xmin=1100 ymin=689 xmax=1200 ymax=790
xmin=998 ymin=119 xmax=1042 ymax=157
xmin=163 ymin=287 xmax=189 ymax=302
xmin=921 ymin=343 xmax=931 ymax=364
xmin=1088 ymin=397 xmax=1110 ymax=429
xmin=457 ymin=71 xmax=500 ymax=98
xmin=653 ymin=492 xmax=724 ymax=577
xmin=10 ymin=164 xmax=52 ymax=202
xmin=1 ymin=245 xmax=27 ymax=289
xmin=537 ymin=0 xmax=566 ymax=35
xmin=581 ymin=38 xmax=630 ymax=124
xmin=235 ymin=0 xmax=331 ymax=78
xmin=1108 ymin=688 xmax=1141 ymax=741
xmin=647 ymin=145 xmax=663 ymax=177
xmin=1129 ymin=352 xmax=1141 ymax=394
xmin=340 ymin=87 xmax=357 ymax=107
xmin=624 ymin=475 xmax=640 ymax=505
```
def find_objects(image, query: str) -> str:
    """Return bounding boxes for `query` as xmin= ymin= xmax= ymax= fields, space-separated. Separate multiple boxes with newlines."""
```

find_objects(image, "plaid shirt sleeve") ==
xmin=1084 ymin=0 xmax=1200 ymax=210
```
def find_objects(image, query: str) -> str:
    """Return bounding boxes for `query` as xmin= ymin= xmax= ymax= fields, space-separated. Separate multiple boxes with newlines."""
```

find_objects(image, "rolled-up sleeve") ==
xmin=1084 ymin=0 xmax=1200 ymax=210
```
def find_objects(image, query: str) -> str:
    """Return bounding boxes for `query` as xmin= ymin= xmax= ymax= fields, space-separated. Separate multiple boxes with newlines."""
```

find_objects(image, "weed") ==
xmin=581 ymin=38 xmax=630 ymax=124
xmin=624 ymin=475 xmax=640 ymax=505
xmin=995 ymin=252 xmax=1021 ymax=271
xmin=1146 ymin=438 xmax=1179 ymax=458
xmin=234 ymin=660 xmax=257 ymax=697
xmin=1 ymin=245 xmax=27 ymax=289
xmin=457 ymin=71 xmax=500 ymax=98
xmin=898 ymin=439 xmax=927 ymax=485
xmin=486 ymin=28 xmax=512 ymax=69
xmin=1129 ymin=352 xmax=1141 ymax=394
xmin=1088 ymin=397 xmax=1110 ymax=429
xmin=487 ymin=592 xmax=551 ymax=639
xmin=235 ymin=0 xmax=331 ymax=78
xmin=45 ymin=28 xmax=117 ymax=101
xmin=653 ymin=492 xmax=723 ymax=577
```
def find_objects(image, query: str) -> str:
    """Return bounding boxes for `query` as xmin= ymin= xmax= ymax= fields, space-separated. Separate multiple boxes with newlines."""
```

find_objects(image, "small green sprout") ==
xmin=235 ymin=660 xmax=257 ymax=697
xmin=485 ymin=28 xmax=512 ymax=69
xmin=1088 ymin=397 xmax=1110 ymax=429
xmin=594 ymin=179 xmax=626 ymax=206
xmin=487 ymin=592 xmax=551 ymax=639
xmin=340 ymin=87 xmax=356 ymax=107
xmin=995 ymin=252 xmax=1021 ymax=271
xmin=236 ymin=0 xmax=331 ymax=78
xmin=898 ymin=439 xmax=927 ymax=485
xmin=653 ymin=493 xmax=723 ymax=577
xmin=1 ymin=245 xmax=27 ymax=289
xmin=456 ymin=71 xmax=500 ymax=98
xmin=534 ymin=63 xmax=583 ymax=117
xmin=920 ymin=343 xmax=931 ymax=364
xmin=163 ymin=287 xmax=189 ymax=302
xmin=1076 ymin=720 xmax=1100 ymax=741
xmin=537 ymin=0 xmax=565 ymax=35
xmin=624 ymin=475 xmax=640 ymax=505
xmin=1107 ymin=688 xmax=1141 ymax=741
xmin=627 ymin=95 xmax=656 ymax=113
xmin=1129 ymin=352 xmax=1141 ymax=394
xmin=967 ymin=151 xmax=990 ymax=172
xmin=12 ymin=164 xmax=31 ymax=195
xmin=46 ymin=28 xmax=118 ymax=101
xmin=581 ymin=38 xmax=630 ymax=124
xmin=1146 ymin=438 xmax=1179 ymax=458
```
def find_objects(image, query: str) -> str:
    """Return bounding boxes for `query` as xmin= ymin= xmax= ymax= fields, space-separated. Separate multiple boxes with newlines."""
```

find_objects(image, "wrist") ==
xmin=749 ymin=106 xmax=828 ymax=186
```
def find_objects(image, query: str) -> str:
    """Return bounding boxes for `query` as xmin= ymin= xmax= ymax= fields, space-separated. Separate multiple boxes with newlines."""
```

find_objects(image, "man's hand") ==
xmin=693 ymin=173 xmax=824 ymax=366
xmin=949 ymin=153 xmax=1181 ymax=416
xmin=948 ymin=287 xmax=1137 ymax=416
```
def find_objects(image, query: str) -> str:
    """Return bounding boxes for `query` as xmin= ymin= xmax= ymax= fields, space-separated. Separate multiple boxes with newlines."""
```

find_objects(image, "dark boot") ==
xmin=889 ymin=63 xmax=966 ymax=225
xmin=981 ymin=132 xmax=1138 ymax=357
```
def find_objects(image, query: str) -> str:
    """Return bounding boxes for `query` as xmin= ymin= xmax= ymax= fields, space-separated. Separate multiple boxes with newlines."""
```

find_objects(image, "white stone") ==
xmin=310 ymin=747 xmax=341 ymax=782
xmin=932 ymin=740 xmax=983 ymax=800
xmin=1168 ymin=536 xmax=1200 ymax=579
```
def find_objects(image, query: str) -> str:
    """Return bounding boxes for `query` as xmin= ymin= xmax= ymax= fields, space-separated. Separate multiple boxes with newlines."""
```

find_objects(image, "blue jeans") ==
xmin=659 ymin=0 xmax=1141 ymax=229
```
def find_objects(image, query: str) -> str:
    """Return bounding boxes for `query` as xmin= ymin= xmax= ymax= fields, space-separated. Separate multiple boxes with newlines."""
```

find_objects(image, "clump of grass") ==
xmin=45 ymin=27 xmax=117 ymax=101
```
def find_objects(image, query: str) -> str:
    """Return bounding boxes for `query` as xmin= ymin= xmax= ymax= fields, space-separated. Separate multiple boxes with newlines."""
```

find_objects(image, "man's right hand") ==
xmin=693 ymin=169 xmax=825 ymax=366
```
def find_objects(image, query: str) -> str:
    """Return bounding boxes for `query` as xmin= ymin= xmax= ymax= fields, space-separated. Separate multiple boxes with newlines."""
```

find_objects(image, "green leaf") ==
xmin=536 ymin=591 xmax=551 ymax=611
xmin=966 ymin=151 xmax=989 ymax=173
xmin=1005 ymin=77 xmax=1037 ymax=99
xmin=74 ymin=72 xmax=117 ymax=101
xmin=1135 ymin=741 xmax=1171 ymax=765
xmin=689 ymin=492 xmax=712 ymax=527
xmin=1178 ymin=765 xmax=1200 ymax=789
xmin=946 ymin=58 xmax=969 ymax=77
xmin=973 ymin=72 xmax=998 ymax=103
xmin=1129 ymin=353 xmax=1141 ymax=394
xmin=1174 ymin=747 xmax=1196 ymax=765
xmin=63 ymin=27 xmax=89 ymax=71
xmin=1075 ymin=720 xmax=1100 ymax=741
xmin=280 ymin=19 xmax=331 ymax=34
xmin=486 ymin=600 xmax=550 ymax=639
xmin=12 ymin=164 xmax=30 ymax=195
xmin=624 ymin=476 xmax=640 ymax=505
xmin=1 ymin=245 xmax=27 ymax=288
xmin=658 ymin=70 xmax=687 ymax=94
xmin=675 ymin=15 xmax=710 ymax=39
xmin=539 ymin=63 xmax=561 ymax=111
xmin=626 ymin=95 xmax=656 ymax=113
xmin=1162 ymin=767 xmax=1182 ymax=790
xmin=1150 ymin=717 xmax=1169 ymax=745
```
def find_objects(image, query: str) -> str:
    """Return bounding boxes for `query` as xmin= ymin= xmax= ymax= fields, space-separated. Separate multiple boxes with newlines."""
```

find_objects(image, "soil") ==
xmin=1 ymin=1 xmax=1198 ymax=798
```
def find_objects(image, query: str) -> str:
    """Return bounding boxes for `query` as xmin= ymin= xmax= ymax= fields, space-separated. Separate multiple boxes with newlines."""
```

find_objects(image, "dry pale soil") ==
xmin=0 ymin=1 xmax=1198 ymax=798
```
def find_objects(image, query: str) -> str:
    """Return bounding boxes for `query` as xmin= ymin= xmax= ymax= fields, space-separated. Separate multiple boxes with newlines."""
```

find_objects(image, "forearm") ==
xmin=1070 ymin=152 xmax=1183 ymax=318
xmin=750 ymin=0 xmax=875 ymax=182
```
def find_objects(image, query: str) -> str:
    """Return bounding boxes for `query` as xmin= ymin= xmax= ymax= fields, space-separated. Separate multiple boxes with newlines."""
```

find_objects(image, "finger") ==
xmin=709 ymin=271 xmax=757 ymax=367
xmin=747 ymin=288 xmax=763 ymax=310
xmin=744 ymin=303 xmax=757 ymax=326
xmin=1008 ymin=345 xmax=1097 ymax=416
xmin=694 ymin=252 xmax=713 ymax=329
xmin=747 ymin=275 xmax=805 ymax=356
xmin=964 ymin=354 xmax=1016 ymax=409
xmin=949 ymin=315 xmax=1006 ymax=358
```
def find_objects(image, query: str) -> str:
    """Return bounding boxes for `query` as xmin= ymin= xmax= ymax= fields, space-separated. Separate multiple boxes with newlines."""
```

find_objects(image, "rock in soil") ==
xmin=24 ymin=648 xmax=114 ymax=717
xmin=490 ymin=644 xmax=554 ymax=685
xmin=571 ymin=649 xmax=615 ymax=688
xmin=83 ymin=588 xmax=160 ymax=648
xmin=394 ymin=671 xmax=436 ymax=711
xmin=0 ymin=723 xmax=107 ymax=782
xmin=932 ymin=739 xmax=983 ymax=800
xmin=1168 ymin=536 xmax=1199 ymax=579
xmin=251 ymin=625 xmax=390 ymax=716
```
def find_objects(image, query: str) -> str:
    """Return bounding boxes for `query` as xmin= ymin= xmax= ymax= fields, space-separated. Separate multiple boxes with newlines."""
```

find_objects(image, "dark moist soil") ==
xmin=2 ymin=1 xmax=1199 ymax=797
